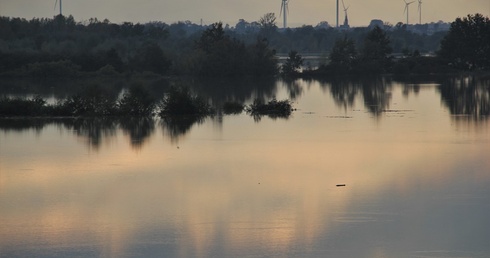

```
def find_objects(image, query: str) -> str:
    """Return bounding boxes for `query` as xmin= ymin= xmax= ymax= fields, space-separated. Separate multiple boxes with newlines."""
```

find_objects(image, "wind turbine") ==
xmin=403 ymin=0 xmax=414 ymax=25
xmin=54 ymin=0 xmax=62 ymax=16
xmin=280 ymin=0 xmax=289 ymax=28
xmin=341 ymin=0 xmax=349 ymax=27
xmin=418 ymin=0 xmax=422 ymax=24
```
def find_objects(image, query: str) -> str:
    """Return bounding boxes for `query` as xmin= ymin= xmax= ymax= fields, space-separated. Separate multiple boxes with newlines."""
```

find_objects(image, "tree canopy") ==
xmin=439 ymin=13 xmax=490 ymax=70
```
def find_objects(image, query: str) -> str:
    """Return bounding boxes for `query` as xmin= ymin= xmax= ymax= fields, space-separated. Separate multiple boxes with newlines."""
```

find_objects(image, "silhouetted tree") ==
xmin=439 ymin=13 xmax=490 ymax=70
xmin=359 ymin=26 xmax=392 ymax=73
xmin=196 ymin=22 xmax=225 ymax=53
xmin=117 ymin=84 xmax=156 ymax=116
xmin=281 ymin=50 xmax=303 ymax=76
xmin=248 ymin=38 xmax=278 ymax=76
xmin=329 ymin=37 xmax=358 ymax=72
xmin=258 ymin=13 xmax=277 ymax=39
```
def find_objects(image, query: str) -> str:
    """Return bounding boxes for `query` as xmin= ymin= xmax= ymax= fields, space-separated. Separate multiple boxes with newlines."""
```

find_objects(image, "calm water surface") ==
xmin=1 ymin=77 xmax=490 ymax=257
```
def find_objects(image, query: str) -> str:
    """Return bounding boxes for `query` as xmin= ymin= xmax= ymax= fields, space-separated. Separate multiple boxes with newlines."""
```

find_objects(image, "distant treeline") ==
xmin=0 ymin=15 xmax=276 ymax=78
xmin=0 ymin=13 xmax=489 ymax=78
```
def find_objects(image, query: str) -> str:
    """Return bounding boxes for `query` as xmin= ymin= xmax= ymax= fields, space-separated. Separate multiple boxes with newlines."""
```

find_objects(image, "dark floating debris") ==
xmin=326 ymin=116 xmax=353 ymax=119
xmin=336 ymin=184 xmax=346 ymax=187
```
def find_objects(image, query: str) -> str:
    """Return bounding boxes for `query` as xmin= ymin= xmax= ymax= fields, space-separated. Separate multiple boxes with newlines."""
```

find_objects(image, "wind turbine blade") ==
xmin=341 ymin=0 xmax=346 ymax=10
xmin=54 ymin=0 xmax=58 ymax=11
xmin=280 ymin=2 xmax=283 ymax=17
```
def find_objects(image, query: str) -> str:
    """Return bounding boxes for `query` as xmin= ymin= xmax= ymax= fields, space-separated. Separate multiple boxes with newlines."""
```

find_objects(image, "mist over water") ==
xmin=1 ymin=76 xmax=490 ymax=257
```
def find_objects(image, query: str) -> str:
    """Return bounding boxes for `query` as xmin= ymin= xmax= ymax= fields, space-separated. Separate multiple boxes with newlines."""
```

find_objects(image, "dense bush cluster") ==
xmin=1 ymin=85 xmax=295 ymax=121
xmin=1 ymin=12 xmax=487 ymax=80
xmin=158 ymin=87 xmax=214 ymax=117
xmin=0 ymin=85 xmax=155 ymax=117
xmin=245 ymin=98 xmax=293 ymax=120
xmin=309 ymin=26 xmax=394 ymax=75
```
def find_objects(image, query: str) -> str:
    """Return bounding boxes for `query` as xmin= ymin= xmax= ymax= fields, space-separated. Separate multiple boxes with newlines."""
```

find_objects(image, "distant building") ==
xmin=368 ymin=19 xmax=384 ymax=29
xmin=315 ymin=21 xmax=331 ymax=30
xmin=339 ymin=13 xmax=350 ymax=30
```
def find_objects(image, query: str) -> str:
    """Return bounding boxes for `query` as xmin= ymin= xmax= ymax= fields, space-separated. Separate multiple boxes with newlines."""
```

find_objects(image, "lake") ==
xmin=1 ymin=76 xmax=490 ymax=257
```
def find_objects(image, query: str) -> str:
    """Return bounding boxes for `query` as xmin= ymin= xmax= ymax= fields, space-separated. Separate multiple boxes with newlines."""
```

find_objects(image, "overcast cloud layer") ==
xmin=1 ymin=0 xmax=489 ymax=27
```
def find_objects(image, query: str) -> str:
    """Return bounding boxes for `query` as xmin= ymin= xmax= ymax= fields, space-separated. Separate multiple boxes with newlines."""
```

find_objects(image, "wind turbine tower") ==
xmin=418 ymin=0 xmax=422 ymax=24
xmin=54 ymin=0 xmax=63 ymax=16
xmin=336 ymin=0 xmax=339 ymax=28
xmin=280 ymin=0 xmax=289 ymax=28
xmin=404 ymin=0 xmax=414 ymax=25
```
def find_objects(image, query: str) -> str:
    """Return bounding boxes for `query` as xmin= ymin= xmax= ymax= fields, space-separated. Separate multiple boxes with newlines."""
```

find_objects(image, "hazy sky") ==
xmin=1 ymin=0 xmax=489 ymax=27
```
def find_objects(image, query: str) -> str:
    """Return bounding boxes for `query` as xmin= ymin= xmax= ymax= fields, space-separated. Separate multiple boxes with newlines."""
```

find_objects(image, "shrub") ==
xmin=117 ymin=84 xmax=156 ymax=116
xmin=158 ymin=86 xmax=214 ymax=117
xmin=245 ymin=98 xmax=293 ymax=120
xmin=60 ymin=85 xmax=117 ymax=116
xmin=0 ymin=95 xmax=47 ymax=116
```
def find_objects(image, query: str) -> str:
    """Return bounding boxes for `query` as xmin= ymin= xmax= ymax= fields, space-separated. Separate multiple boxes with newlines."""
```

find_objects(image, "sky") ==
xmin=1 ymin=0 xmax=489 ymax=27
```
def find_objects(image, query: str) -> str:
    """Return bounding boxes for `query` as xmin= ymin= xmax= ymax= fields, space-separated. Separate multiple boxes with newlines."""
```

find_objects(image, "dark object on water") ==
xmin=336 ymin=184 xmax=346 ymax=187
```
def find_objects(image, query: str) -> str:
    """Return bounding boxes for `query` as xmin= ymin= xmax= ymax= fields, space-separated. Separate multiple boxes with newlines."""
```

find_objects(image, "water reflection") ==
xmin=2 ymin=76 xmax=490 ymax=257
xmin=361 ymin=77 xmax=392 ymax=115
xmin=280 ymin=78 xmax=304 ymax=100
xmin=0 ymin=118 xmax=155 ymax=150
xmin=160 ymin=116 xmax=206 ymax=143
xmin=119 ymin=117 xmax=156 ymax=149
xmin=67 ymin=118 xmax=118 ymax=150
xmin=0 ymin=118 xmax=48 ymax=134
xmin=439 ymin=76 xmax=490 ymax=121
xmin=319 ymin=77 xmax=394 ymax=115
xmin=188 ymin=77 xmax=277 ymax=107
xmin=2 ymin=75 xmax=490 ymax=150
xmin=328 ymin=78 xmax=359 ymax=110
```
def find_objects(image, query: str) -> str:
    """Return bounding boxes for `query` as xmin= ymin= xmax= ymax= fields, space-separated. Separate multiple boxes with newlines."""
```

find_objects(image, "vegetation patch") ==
xmin=158 ymin=87 xmax=214 ymax=117
xmin=222 ymin=101 xmax=244 ymax=115
xmin=0 ymin=84 xmax=155 ymax=117
xmin=0 ymin=96 xmax=48 ymax=117
xmin=117 ymin=84 xmax=156 ymax=116
xmin=245 ymin=98 xmax=294 ymax=120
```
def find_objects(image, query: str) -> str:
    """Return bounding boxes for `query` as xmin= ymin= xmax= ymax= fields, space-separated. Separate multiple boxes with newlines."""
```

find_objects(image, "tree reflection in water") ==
xmin=2 ymin=75 xmax=490 ymax=150
xmin=322 ymin=76 xmax=393 ymax=116
xmin=160 ymin=115 xmax=206 ymax=143
xmin=119 ymin=117 xmax=156 ymax=150
xmin=280 ymin=78 xmax=303 ymax=100
xmin=361 ymin=77 xmax=393 ymax=115
xmin=66 ymin=118 xmax=118 ymax=149
xmin=439 ymin=76 xmax=490 ymax=121
xmin=0 ymin=118 xmax=156 ymax=150
xmin=186 ymin=77 xmax=277 ymax=111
